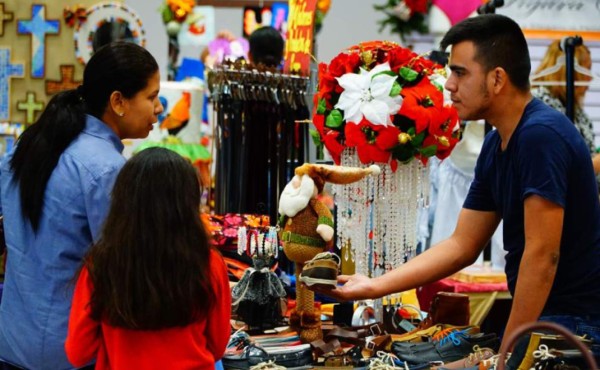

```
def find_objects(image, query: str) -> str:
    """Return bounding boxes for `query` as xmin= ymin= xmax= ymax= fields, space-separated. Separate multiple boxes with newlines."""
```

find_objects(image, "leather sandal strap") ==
xmin=365 ymin=334 xmax=392 ymax=357
xmin=349 ymin=322 xmax=386 ymax=336
xmin=324 ymin=329 xmax=366 ymax=348
xmin=310 ymin=338 xmax=343 ymax=357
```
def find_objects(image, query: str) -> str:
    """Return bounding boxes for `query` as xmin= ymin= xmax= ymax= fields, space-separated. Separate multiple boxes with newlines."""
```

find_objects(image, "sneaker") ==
xmin=368 ymin=351 xmax=402 ymax=369
xmin=397 ymin=331 xmax=500 ymax=364
xmin=300 ymin=252 xmax=339 ymax=287
xmin=431 ymin=345 xmax=496 ymax=369
xmin=392 ymin=326 xmax=480 ymax=356
xmin=223 ymin=343 xmax=313 ymax=369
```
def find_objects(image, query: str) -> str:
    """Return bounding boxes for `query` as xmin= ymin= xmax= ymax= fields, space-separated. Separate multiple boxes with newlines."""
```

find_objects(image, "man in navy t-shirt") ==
xmin=317 ymin=14 xmax=600 ymax=354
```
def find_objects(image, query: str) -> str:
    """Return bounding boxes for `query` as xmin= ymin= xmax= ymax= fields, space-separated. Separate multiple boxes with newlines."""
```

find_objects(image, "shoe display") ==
xmin=396 ymin=331 xmax=500 ymax=364
xmin=299 ymin=252 xmax=340 ymax=287
xmin=431 ymin=345 xmax=496 ymax=369
xmin=392 ymin=326 xmax=480 ymax=356
xmin=390 ymin=324 xmax=445 ymax=343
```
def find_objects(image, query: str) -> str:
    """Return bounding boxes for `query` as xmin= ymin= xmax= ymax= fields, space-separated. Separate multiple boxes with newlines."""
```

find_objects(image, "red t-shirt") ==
xmin=65 ymin=250 xmax=231 ymax=370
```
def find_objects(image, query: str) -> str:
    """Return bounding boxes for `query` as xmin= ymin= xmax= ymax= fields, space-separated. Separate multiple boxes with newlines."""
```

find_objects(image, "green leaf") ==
xmin=432 ymin=80 xmax=444 ymax=92
xmin=412 ymin=131 xmax=425 ymax=147
xmin=160 ymin=4 xmax=173 ymax=23
xmin=400 ymin=67 xmax=418 ymax=82
xmin=389 ymin=81 xmax=402 ymax=97
xmin=391 ymin=143 xmax=414 ymax=163
xmin=407 ymin=127 xmax=416 ymax=136
xmin=317 ymin=98 xmax=327 ymax=114
xmin=325 ymin=109 xmax=344 ymax=129
xmin=309 ymin=129 xmax=322 ymax=146
xmin=310 ymin=129 xmax=325 ymax=160
xmin=419 ymin=144 xmax=437 ymax=158
xmin=373 ymin=70 xmax=397 ymax=79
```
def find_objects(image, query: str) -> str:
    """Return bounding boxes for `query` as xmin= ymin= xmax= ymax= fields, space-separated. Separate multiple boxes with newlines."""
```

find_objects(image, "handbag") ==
xmin=231 ymin=255 xmax=286 ymax=332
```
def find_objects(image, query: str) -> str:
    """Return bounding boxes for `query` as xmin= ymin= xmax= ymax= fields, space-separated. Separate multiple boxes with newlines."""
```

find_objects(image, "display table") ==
xmin=417 ymin=278 xmax=511 ymax=327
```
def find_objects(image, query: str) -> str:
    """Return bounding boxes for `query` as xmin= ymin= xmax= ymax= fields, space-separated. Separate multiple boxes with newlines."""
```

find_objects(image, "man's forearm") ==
xmin=371 ymin=237 xmax=478 ymax=298
xmin=503 ymin=247 xmax=558 ymax=346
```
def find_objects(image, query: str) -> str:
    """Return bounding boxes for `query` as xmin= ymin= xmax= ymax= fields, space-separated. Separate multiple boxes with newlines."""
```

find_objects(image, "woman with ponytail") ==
xmin=0 ymin=41 xmax=163 ymax=370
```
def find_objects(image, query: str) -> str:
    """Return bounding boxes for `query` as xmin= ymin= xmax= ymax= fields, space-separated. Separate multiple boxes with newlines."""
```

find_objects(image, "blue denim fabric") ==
xmin=0 ymin=115 xmax=125 ymax=370
xmin=506 ymin=316 xmax=600 ymax=369
xmin=539 ymin=314 xmax=600 ymax=360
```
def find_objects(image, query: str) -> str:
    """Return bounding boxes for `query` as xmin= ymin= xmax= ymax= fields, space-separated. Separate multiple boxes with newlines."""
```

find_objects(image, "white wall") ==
xmin=313 ymin=0 xmax=401 ymax=62
xmin=125 ymin=0 xmax=169 ymax=79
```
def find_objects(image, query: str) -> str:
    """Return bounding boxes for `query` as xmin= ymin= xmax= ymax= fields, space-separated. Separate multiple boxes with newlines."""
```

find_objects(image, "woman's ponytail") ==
xmin=10 ymin=89 xmax=87 ymax=231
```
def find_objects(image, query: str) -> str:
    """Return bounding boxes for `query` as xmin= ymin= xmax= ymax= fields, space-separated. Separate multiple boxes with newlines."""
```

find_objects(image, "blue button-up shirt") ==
xmin=0 ymin=115 xmax=125 ymax=370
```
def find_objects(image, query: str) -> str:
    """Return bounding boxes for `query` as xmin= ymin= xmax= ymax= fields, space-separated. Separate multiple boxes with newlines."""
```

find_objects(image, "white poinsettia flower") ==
xmin=334 ymin=62 xmax=403 ymax=127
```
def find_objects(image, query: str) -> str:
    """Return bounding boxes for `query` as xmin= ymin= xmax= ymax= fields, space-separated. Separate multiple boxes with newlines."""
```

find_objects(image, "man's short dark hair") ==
xmin=249 ymin=26 xmax=284 ymax=68
xmin=440 ymin=14 xmax=531 ymax=92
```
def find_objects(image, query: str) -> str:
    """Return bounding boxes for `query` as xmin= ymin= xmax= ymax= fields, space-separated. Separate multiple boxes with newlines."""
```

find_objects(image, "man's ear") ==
xmin=491 ymin=67 xmax=507 ymax=93
xmin=109 ymin=91 xmax=126 ymax=116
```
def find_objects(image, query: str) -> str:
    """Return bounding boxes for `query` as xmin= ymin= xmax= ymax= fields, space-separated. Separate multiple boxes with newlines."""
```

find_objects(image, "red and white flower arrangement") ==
xmin=312 ymin=41 xmax=460 ymax=171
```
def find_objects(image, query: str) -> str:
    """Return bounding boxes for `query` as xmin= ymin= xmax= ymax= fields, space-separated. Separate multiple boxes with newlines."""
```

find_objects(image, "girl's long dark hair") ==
xmin=10 ymin=42 xmax=158 ymax=231
xmin=84 ymin=147 xmax=214 ymax=329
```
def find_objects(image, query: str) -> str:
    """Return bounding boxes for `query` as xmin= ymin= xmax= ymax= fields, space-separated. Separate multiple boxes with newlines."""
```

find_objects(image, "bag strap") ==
xmin=497 ymin=321 xmax=598 ymax=370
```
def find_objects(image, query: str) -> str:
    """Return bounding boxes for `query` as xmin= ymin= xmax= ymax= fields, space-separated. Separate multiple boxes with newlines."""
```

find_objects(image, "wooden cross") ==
xmin=0 ymin=3 xmax=14 ymax=36
xmin=17 ymin=92 xmax=44 ymax=124
xmin=46 ymin=65 xmax=81 ymax=95
xmin=17 ymin=4 xmax=60 ymax=78
xmin=0 ymin=48 xmax=24 ymax=121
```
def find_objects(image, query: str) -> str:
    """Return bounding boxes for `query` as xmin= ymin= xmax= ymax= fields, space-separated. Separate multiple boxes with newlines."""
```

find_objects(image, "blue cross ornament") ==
xmin=18 ymin=4 xmax=59 ymax=78
xmin=0 ymin=48 xmax=24 ymax=121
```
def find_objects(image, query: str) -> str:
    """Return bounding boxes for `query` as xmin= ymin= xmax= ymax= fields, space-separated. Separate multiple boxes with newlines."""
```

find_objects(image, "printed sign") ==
xmin=283 ymin=0 xmax=317 ymax=76
xmin=497 ymin=0 xmax=600 ymax=40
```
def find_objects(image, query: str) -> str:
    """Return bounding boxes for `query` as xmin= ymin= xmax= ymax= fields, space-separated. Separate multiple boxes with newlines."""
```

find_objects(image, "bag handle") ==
xmin=497 ymin=321 xmax=598 ymax=370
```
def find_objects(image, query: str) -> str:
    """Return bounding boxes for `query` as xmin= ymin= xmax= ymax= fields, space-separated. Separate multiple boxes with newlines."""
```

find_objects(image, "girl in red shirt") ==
xmin=66 ymin=147 xmax=231 ymax=370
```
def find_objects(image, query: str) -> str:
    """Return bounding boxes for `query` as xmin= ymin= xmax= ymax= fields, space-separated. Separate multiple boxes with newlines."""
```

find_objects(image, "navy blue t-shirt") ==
xmin=464 ymin=98 xmax=600 ymax=315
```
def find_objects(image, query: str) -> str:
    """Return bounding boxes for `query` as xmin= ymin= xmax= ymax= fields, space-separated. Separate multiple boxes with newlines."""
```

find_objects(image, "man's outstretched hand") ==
xmin=308 ymin=273 xmax=378 ymax=301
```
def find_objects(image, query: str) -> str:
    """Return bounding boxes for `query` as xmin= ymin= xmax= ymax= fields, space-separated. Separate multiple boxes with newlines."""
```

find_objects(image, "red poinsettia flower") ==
xmin=422 ymin=134 xmax=459 ymax=161
xmin=399 ymin=79 xmax=444 ymax=133
xmin=410 ymin=57 xmax=440 ymax=74
xmin=345 ymin=119 xmax=400 ymax=164
xmin=317 ymin=63 xmax=339 ymax=105
xmin=429 ymin=105 xmax=459 ymax=137
xmin=313 ymin=113 xmax=325 ymax=136
xmin=328 ymin=52 xmax=361 ymax=78
xmin=385 ymin=47 xmax=417 ymax=72
xmin=322 ymin=130 xmax=345 ymax=164
xmin=405 ymin=0 xmax=429 ymax=14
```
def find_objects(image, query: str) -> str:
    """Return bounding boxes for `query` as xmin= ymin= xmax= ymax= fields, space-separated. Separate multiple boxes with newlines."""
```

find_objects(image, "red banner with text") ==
xmin=283 ymin=0 xmax=317 ymax=76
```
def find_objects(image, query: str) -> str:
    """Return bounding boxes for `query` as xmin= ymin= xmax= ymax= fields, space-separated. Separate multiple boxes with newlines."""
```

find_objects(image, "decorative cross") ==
xmin=17 ymin=92 xmax=44 ymax=124
xmin=17 ymin=4 xmax=59 ymax=79
xmin=46 ymin=65 xmax=81 ymax=95
xmin=0 ymin=3 xmax=14 ymax=36
xmin=0 ymin=48 xmax=24 ymax=121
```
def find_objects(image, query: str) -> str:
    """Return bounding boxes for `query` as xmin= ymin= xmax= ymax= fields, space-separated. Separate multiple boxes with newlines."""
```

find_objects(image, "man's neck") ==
xmin=488 ymin=90 xmax=533 ymax=150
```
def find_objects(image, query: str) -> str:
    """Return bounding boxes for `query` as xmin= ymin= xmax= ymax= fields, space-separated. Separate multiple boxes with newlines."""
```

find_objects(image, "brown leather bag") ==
xmin=418 ymin=291 xmax=470 ymax=330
